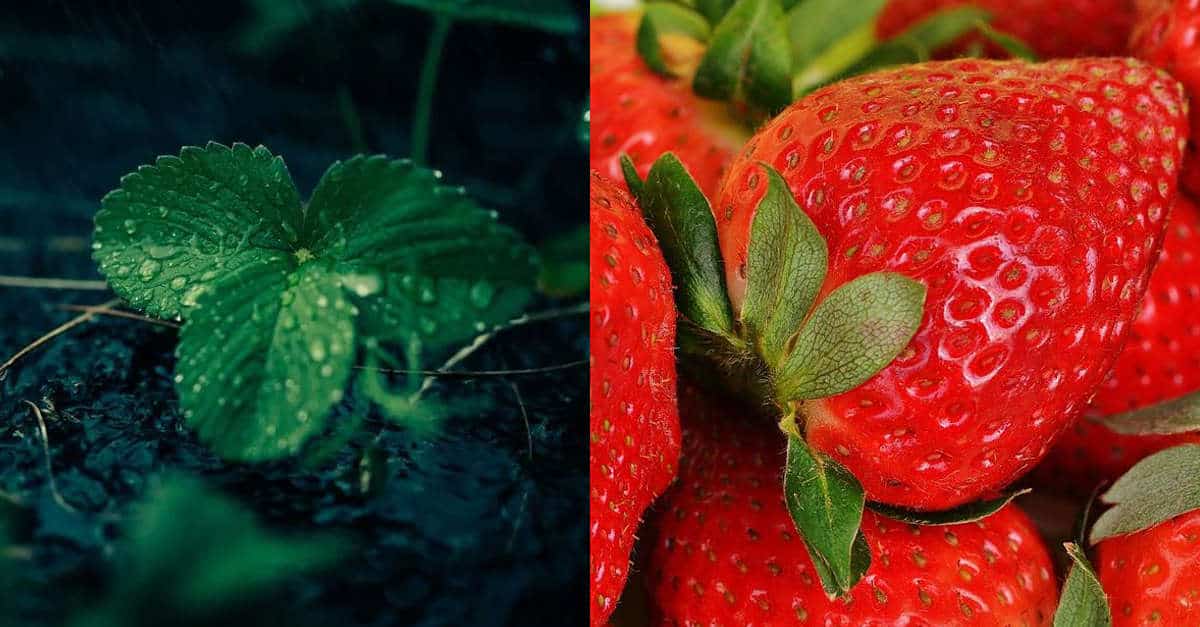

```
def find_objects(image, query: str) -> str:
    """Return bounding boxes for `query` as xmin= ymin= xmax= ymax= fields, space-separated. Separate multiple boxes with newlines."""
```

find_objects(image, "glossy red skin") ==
xmin=1132 ymin=0 xmax=1200 ymax=196
xmin=714 ymin=58 xmax=1188 ymax=509
xmin=1038 ymin=196 xmax=1200 ymax=492
xmin=590 ymin=172 xmax=681 ymax=626
xmin=1097 ymin=509 xmax=1200 ymax=625
xmin=878 ymin=0 xmax=1137 ymax=59
xmin=649 ymin=386 xmax=1058 ymax=626
xmin=590 ymin=13 xmax=749 ymax=199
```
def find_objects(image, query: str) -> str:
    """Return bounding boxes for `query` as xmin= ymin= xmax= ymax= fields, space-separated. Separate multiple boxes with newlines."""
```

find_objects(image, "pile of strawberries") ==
xmin=591 ymin=1 xmax=1200 ymax=625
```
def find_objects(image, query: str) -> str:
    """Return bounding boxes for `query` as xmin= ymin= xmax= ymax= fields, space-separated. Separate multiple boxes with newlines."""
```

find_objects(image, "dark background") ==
xmin=0 ymin=1 xmax=587 ymax=625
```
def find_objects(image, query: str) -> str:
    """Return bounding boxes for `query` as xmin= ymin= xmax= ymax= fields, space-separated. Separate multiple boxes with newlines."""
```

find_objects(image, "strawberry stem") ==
xmin=411 ymin=12 xmax=454 ymax=166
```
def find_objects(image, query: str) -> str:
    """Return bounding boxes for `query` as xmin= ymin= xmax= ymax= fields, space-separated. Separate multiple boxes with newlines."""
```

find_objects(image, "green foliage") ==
xmin=391 ymin=0 xmax=579 ymax=34
xmin=693 ymin=0 xmax=793 ymax=112
xmin=637 ymin=3 xmax=712 ymax=76
xmin=1094 ymin=389 xmax=1200 ymax=436
xmin=775 ymin=271 xmax=925 ymax=401
xmin=1089 ymin=444 xmax=1200 ymax=544
xmin=239 ymin=0 xmax=578 ymax=54
xmin=783 ymin=432 xmax=868 ymax=597
xmin=868 ymin=489 xmax=1030 ymax=525
xmin=630 ymin=154 xmax=735 ymax=339
xmin=741 ymin=166 xmax=827 ymax=368
xmin=70 ymin=476 xmax=345 ymax=627
xmin=1054 ymin=543 xmax=1112 ymax=627
xmin=94 ymin=143 xmax=536 ymax=461
xmin=537 ymin=225 xmax=589 ymax=297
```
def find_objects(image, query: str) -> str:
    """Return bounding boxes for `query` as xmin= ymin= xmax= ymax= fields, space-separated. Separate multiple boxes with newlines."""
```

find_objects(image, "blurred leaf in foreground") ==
xmin=70 ymin=476 xmax=345 ymax=627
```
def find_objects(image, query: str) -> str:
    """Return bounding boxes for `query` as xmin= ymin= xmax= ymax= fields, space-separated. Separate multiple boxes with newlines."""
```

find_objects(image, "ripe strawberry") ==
xmin=712 ymin=58 xmax=1188 ymax=509
xmin=1038 ymin=195 xmax=1200 ymax=493
xmin=589 ymin=171 xmax=681 ymax=626
xmin=590 ymin=12 xmax=749 ymax=199
xmin=877 ymin=0 xmax=1138 ymax=59
xmin=1095 ymin=508 xmax=1200 ymax=625
xmin=1131 ymin=0 xmax=1200 ymax=196
xmin=649 ymin=384 xmax=1058 ymax=625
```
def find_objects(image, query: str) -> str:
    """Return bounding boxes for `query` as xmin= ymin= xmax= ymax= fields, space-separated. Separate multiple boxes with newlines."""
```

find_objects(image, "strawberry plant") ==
xmin=92 ymin=142 xmax=537 ymax=460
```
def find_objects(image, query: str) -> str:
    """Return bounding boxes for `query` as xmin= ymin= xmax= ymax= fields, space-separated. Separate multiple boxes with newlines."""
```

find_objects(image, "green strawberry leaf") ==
xmin=775 ymin=272 xmax=925 ymax=401
xmin=97 ymin=145 xmax=536 ymax=461
xmin=1089 ymin=444 xmax=1200 ymax=544
xmin=787 ymin=0 xmax=884 ymax=65
xmin=868 ymin=489 xmax=1031 ymax=526
xmin=974 ymin=21 xmax=1037 ymax=61
xmin=812 ymin=7 xmax=986 ymax=94
xmin=536 ymin=225 xmax=589 ymax=297
xmin=391 ymin=0 xmax=580 ymax=34
xmin=740 ymin=164 xmax=827 ymax=369
xmin=697 ymin=0 xmax=735 ymax=22
xmin=783 ymin=431 xmax=868 ymax=597
xmin=635 ymin=153 xmax=736 ymax=339
xmin=693 ymin=0 xmax=792 ymax=112
xmin=787 ymin=0 xmax=885 ymax=96
xmin=94 ymin=142 xmax=304 ymax=320
xmin=305 ymin=155 xmax=536 ymax=348
xmin=637 ymin=3 xmax=712 ymax=77
xmin=1092 ymin=390 xmax=1200 ymax=436
xmin=176 ymin=262 xmax=356 ymax=461
xmin=1053 ymin=543 xmax=1112 ymax=627
xmin=70 ymin=475 xmax=344 ymax=626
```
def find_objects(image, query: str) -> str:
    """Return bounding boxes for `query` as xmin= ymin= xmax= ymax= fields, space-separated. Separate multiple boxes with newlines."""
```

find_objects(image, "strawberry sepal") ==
xmin=783 ymin=427 xmax=869 ymax=597
xmin=1054 ymin=542 xmax=1113 ymax=627
xmin=867 ymin=488 xmax=1031 ymax=526
xmin=1089 ymin=443 xmax=1200 ymax=544
xmin=1092 ymin=388 xmax=1200 ymax=436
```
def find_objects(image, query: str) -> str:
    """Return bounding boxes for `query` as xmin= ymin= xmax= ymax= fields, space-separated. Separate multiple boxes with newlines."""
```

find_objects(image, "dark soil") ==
xmin=0 ymin=2 xmax=587 ymax=625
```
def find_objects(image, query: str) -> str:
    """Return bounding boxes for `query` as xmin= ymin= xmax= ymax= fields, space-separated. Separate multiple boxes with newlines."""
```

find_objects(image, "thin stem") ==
xmin=355 ymin=358 xmax=587 ymax=377
xmin=0 ymin=276 xmax=109 ymax=291
xmin=55 ymin=303 xmax=180 ymax=328
xmin=508 ymin=381 xmax=533 ymax=461
xmin=414 ymin=302 xmax=588 ymax=397
xmin=24 ymin=401 xmax=76 ymax=513
xmin=0 ymin=298 xmax=121 ymax=378
xmin=411 ymin=13 xmax=454 ymax=165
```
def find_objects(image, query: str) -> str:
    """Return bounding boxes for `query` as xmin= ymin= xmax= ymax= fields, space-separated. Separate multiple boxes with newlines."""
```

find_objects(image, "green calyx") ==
xmin=1054 ymin=543 xmax=1112 ymax=627
xmin=631 ymin=152 xmax=927 ymax=596
xmin=634 ymin=0 xmax=1036 ymax=114
xmin=1088 ymin=444 xmax=1200 ymax=544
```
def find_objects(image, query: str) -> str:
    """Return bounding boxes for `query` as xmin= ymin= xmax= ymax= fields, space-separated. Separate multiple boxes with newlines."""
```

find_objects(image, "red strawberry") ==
xmin=1038 ymin=195 xmax=1200 ymax=492
xmin=711 ymin=58 xmax=1188 ymax=509
xmin=1131 ymin=0 xmax=1200 ymax=196
xmin=649 ymin=384 xmax=1058 ymax=625
xmin=589 ymin=171 xmax=681 ymax=625
xmin=590 ymin=12 xmax=750 ymax=199
xmin=1095 ymin=508 xmax=1200 ymax=625
xmin=877 ymin=0 xmax=1137 ymax=59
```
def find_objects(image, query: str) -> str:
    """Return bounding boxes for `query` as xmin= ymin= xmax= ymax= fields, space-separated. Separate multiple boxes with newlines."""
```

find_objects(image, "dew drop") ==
xmin=170 ymin=276 xmax=188 ymax=290
xmin=469 ymin=281 xmax=495 ymax=308
xmin=418 ymin=283 xmax=436 ymax=304
xmin=147 ymin=244 xmax=176 ymax=259
xmin=138 ymin=259 xmax=161 ymax=279
xmin=309 ymin=340 xmax=327 ymax=362
xmin=344 ymin=273 xmax=381 ymax=297
xmin=419 ymin=317 xmax=438 ymax=334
